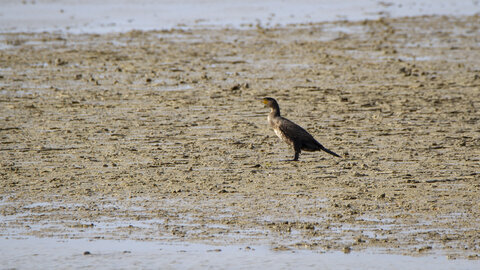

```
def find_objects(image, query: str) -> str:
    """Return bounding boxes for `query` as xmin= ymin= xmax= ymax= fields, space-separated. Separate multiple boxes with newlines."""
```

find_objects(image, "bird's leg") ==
xmin=292 ymin=145 xmax=301 ymax=161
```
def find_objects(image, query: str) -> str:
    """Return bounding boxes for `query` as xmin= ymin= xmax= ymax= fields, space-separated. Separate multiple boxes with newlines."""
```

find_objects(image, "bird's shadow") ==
xmin=279 ymin=159 xmax=300 ymax=162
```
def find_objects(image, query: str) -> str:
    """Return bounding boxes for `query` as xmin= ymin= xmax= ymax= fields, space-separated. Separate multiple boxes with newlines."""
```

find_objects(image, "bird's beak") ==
xmin=262 ymin=99 xmax=268 ymax=104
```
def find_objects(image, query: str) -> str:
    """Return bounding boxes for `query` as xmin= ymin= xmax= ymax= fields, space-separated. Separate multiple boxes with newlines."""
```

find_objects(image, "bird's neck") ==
xmin=270 ymin=105 xmax=280 ymax=117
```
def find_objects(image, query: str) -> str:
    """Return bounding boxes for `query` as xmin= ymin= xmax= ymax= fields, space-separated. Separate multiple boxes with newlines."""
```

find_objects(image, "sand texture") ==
xmin=1 ymin=15 xmax=479 ymax=259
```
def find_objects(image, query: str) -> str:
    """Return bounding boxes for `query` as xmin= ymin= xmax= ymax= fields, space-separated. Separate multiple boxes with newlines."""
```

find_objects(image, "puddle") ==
xmin=1 ymin=237 xmax=478 ymax=270
xmin=155 ymin=84 xmax=193 ymax=91
xmin=0 ymin=89 xmax=40 ymax=98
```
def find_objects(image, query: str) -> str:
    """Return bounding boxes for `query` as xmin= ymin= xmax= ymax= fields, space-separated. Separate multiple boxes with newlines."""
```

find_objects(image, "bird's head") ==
xmin=262 ymin=97 xmax=278 ymax=108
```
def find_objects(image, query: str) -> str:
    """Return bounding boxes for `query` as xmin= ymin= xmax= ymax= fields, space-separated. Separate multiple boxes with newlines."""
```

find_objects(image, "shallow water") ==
xmin=1 ymin=0 xmax=479 ymax=33
xmin=1 ymin=238 xmax=478 ymax=270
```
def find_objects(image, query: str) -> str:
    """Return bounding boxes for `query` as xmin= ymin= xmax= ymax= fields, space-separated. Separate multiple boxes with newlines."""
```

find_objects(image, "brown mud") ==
xmin=1 ymin=15 xmax=479 ymax=259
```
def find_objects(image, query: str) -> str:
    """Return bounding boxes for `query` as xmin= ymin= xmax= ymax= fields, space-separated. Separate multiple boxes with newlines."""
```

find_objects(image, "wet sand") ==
xmin=1 ymin=14 xmax=480 ymax=261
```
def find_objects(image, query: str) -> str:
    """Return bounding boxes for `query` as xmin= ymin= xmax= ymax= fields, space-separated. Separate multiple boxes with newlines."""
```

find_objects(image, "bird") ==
xmin=262 ymin=97 xmax=341 ymax=161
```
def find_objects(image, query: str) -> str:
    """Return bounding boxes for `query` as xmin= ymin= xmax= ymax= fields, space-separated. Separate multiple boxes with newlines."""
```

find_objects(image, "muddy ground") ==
xmin=1 ymin=15 xmax=479 ymax=259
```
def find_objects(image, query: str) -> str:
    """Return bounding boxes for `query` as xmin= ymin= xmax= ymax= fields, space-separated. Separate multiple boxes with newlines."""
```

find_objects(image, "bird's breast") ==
xmin=273 ymin=128 xmax=283 ymax=140
xmin=268 ymin=115 xmax=290 ymax=143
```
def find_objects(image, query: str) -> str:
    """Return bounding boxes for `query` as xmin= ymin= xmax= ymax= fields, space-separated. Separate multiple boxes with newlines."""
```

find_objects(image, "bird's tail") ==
xmin=321 ymin=146 xmax=341 ymax=158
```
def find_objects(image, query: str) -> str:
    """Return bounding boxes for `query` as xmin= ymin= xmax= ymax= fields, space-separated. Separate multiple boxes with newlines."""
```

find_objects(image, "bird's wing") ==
xmin=278 ymin=117 xmax=317 ymax=143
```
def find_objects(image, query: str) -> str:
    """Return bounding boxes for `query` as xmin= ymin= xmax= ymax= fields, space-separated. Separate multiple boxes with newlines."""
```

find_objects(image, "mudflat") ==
xmin=1 ymin=15 xmax=479 ymax=259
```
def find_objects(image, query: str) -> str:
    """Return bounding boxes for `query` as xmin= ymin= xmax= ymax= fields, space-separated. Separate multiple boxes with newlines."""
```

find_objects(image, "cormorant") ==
xmin=262 ymin=97 xmax=341 ymax=161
